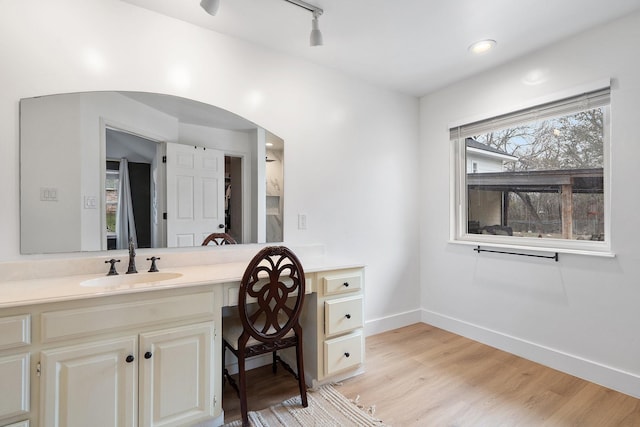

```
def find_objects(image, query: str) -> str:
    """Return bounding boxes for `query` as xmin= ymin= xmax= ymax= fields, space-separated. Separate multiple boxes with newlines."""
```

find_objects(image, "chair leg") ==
xmin=295 ymin=343 xmax=308 ymax=407
xmin=238 ymin=355 xmax=249 ymax=427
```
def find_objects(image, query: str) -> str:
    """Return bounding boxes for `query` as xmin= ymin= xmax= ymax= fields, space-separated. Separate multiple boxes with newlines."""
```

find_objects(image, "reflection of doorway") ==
xmin=105 ymin=160 xmax=151 ymax=248
xmin=105 ymin=128 xmax=160 ymax=250
xmin=225 ymin=156 xmax=243 ymax=243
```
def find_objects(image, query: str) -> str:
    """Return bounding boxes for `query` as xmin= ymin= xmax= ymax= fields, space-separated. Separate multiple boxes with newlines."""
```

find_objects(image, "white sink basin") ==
xmin=81 ymin=272 xmax=183 ymax=288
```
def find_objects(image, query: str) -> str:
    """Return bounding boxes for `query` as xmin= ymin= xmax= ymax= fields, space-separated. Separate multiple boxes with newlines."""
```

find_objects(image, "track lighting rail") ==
xmin=283 ymin=0 xmax=323 ymax=16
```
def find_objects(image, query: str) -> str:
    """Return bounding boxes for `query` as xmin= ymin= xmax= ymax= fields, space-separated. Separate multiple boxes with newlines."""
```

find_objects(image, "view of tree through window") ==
xmin=466 ymin=106 xmax=605 ymax=241
xmin=106 ymin=169 xmax=119 ymax=233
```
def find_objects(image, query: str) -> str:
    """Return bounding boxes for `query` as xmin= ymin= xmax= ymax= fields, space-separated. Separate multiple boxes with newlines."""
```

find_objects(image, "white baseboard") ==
xmin=421 ymin=309 xmax=640 ymax=399
xmin=364 ymin=308 xmax=422 ymax=336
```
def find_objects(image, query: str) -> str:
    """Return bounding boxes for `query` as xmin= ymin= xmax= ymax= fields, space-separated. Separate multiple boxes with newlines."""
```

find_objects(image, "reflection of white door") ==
xmin=165 ymin=143 xmax=225 ymax=247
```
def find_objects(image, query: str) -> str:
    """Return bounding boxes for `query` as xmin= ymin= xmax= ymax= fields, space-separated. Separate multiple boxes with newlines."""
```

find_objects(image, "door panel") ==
xmin=40 ymin=337 xmax=137 ymax=427
xmin=165 ymin=143 xmax=224 ymax=247
xmin=139 ymin=323 xmax=214 ymax=427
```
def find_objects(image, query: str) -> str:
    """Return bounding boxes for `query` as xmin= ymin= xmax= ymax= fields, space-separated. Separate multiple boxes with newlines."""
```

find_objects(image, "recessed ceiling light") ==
xmin=468 ymin=39 xmax=497 ymax=55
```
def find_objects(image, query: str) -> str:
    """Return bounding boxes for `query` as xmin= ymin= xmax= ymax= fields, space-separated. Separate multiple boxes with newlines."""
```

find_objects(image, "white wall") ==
xmin=0 ymin=0 xmax=420 ymax=331
xmin=420 ymin=12 xmax=640 ymax=397
xmin=20 ymin=95 xmax=83 ymax=253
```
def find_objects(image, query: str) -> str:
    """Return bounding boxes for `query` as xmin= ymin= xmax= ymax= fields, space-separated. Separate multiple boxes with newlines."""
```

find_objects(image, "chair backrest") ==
xmin=202 ymin=232 xmax=237 ymax=246
xmin=238 ymin=246 xmax=305 ymax=345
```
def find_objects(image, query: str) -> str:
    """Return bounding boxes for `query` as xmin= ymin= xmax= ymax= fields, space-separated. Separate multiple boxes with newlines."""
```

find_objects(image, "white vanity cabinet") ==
xmin=40 ymin=322 xmax=214 ymax=427
xmin=0 ymin=254 xmax=366 ymax=426
xmin=0 ymin=286 xmax=221 ymax=427
xmin=300 ymin=267 xmax=365 ymax=387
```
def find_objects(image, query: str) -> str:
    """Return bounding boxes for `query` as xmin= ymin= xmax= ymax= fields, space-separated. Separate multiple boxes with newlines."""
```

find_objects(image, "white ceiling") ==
xmin=122 ymin=0 xmax=640 ymax=97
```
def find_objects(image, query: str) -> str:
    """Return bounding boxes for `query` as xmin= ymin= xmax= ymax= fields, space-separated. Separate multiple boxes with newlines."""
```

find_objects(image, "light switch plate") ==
xmin=40 ymin=187 xmax=58 ymax=201
xmin=298 ymin=213 xmax=307 ymax=230
xmin=84 ymin=196 xmax=97 ymax=209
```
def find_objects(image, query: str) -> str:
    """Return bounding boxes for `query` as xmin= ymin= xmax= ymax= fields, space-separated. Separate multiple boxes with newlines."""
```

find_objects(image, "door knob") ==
xmin=218 ymin=224 xmax=225 ymax=229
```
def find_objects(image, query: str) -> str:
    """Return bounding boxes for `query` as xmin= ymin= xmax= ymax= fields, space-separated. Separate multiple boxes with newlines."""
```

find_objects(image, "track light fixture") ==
xmin=310 ymin=10 xmax=323 ymax=46
xmin=200 ymin=0 xmax=221 ymax=16
xmin=199 ymin=0 xmax=324 ymax=47
xmin=283 ymin=0 xmax=324 ymax=46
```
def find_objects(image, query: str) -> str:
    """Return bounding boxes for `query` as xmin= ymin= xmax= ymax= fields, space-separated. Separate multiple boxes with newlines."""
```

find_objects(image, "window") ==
xmin=451 ymin=86 xmax=610 ymax=254
xmin=105 ymin=165 xmax=120 ymax=234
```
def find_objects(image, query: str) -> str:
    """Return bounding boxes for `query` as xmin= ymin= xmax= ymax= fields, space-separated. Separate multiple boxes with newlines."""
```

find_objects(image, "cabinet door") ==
xmin=40 ymin=336 xmax=137 ymax=427
xmin=0 ymin=352 xmax=29 ymax=420
xmin=139 ymin=322 xmax=214 ymax=427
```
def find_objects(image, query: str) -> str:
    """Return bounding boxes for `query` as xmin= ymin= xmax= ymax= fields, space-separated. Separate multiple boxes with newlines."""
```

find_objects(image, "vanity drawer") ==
xmin=324 ymin=331 xmax=364 ymax=376
xmin=41 ymin=292 xmax=215 ymax=342
xmin=324 ymin=295 xmax=363 ymax=337
xmin=0 ymin=352 xmax=30 ymax=419
xmin=0 ymin=314 xmax=30 ymax=350
xmin=322 ymin=271 xmax=362 ymax=296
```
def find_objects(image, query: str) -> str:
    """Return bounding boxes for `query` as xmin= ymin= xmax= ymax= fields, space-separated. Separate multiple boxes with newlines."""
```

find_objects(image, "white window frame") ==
xmin=450 ymin=83 xmax=613 ymax=257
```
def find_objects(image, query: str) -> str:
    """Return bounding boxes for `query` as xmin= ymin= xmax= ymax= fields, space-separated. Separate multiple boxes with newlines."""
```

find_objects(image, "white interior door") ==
xmin=165 ymin=143 xmax=225 ymax=247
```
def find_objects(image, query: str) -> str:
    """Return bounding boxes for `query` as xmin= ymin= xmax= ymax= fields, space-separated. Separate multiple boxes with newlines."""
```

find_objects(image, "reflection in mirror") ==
xmin=20 ymin=91 xmax=284 ymax=254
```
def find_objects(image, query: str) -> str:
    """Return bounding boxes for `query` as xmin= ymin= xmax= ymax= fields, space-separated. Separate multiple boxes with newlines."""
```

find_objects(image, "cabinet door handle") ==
xmin=345 ymin=314 xmax=351 ymax=319
xmin=343 ymin=282 xmax=350 ymax=287
xmin=144 ymin=351 xmax=153 ymax=359
xmin=126 ymin=355 xmax=135 ymax=363
xmin=344 ymin=352 xmax=350 ymax=358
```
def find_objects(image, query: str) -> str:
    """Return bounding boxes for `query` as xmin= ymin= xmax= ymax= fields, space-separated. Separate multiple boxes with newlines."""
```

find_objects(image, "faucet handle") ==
xmin=105 ymin=259 xmax=120 ymax=276
xmin=147 ymin=257 xmax=160 ymax=273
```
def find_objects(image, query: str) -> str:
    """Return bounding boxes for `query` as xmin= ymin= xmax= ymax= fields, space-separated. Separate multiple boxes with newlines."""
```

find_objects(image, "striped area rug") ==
xmin=224 ymin=384 xmax=387 ymax=426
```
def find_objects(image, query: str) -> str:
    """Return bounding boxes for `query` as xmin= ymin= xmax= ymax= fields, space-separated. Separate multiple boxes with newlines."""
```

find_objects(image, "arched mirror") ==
xmin=20 ymin=91 xmax=284 ymax=254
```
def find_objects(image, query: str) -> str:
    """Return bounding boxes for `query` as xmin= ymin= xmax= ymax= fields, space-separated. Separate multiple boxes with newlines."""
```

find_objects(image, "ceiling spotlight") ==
xmin=200 ymin=0 xmax=221 ymax=16
xmin=283 ymin=0 xmax=324 ymax=47
xmin=468 ymin=39 xmax=496 ymax=55
xmin=310 ymin=11 xmax=323 ymax=46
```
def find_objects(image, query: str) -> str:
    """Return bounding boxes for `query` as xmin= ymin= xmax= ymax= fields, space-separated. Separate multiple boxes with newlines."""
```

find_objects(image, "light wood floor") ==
xmin=222 ymin=323 xmax=640 ymax=426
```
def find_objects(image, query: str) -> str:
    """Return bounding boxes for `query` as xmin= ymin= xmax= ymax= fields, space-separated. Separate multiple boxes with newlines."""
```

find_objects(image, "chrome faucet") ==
xmin=126 ymin=237 xmax=138 ymax=274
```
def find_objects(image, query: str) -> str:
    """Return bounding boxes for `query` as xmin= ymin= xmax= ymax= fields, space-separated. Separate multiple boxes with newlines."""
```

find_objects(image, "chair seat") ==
xmin=223 ymin=312 xmax=295 ymax=351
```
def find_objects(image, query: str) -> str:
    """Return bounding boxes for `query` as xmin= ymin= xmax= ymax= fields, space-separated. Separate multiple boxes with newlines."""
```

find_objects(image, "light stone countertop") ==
xmin=0 ymin=255 xmax=364 ymax=308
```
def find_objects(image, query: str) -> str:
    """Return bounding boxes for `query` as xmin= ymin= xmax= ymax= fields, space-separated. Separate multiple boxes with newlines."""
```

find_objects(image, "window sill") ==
xmin=449 ymin=237 xmax=615 ymax=258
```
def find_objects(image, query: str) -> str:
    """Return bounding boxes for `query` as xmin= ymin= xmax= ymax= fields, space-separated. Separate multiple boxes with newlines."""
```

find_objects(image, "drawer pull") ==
xmin=343 ymin=282 xmax=350 ymax=287
xmin=144 ymin=351 xmax=153 ymax=359
xmin=126 ymin=355 xmax=135 ymax=363
xmin=345 ymin=314 xmax=351 ymax=319
xmin=344 ymin=352 xmax=350 ymax=358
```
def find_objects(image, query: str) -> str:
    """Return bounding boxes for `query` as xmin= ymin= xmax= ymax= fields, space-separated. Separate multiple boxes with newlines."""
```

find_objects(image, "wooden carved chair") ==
xmin=201 ymin=232 xmax=237 ymax=246
xmin=222 ymin=246 xmax=308 ymax=426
